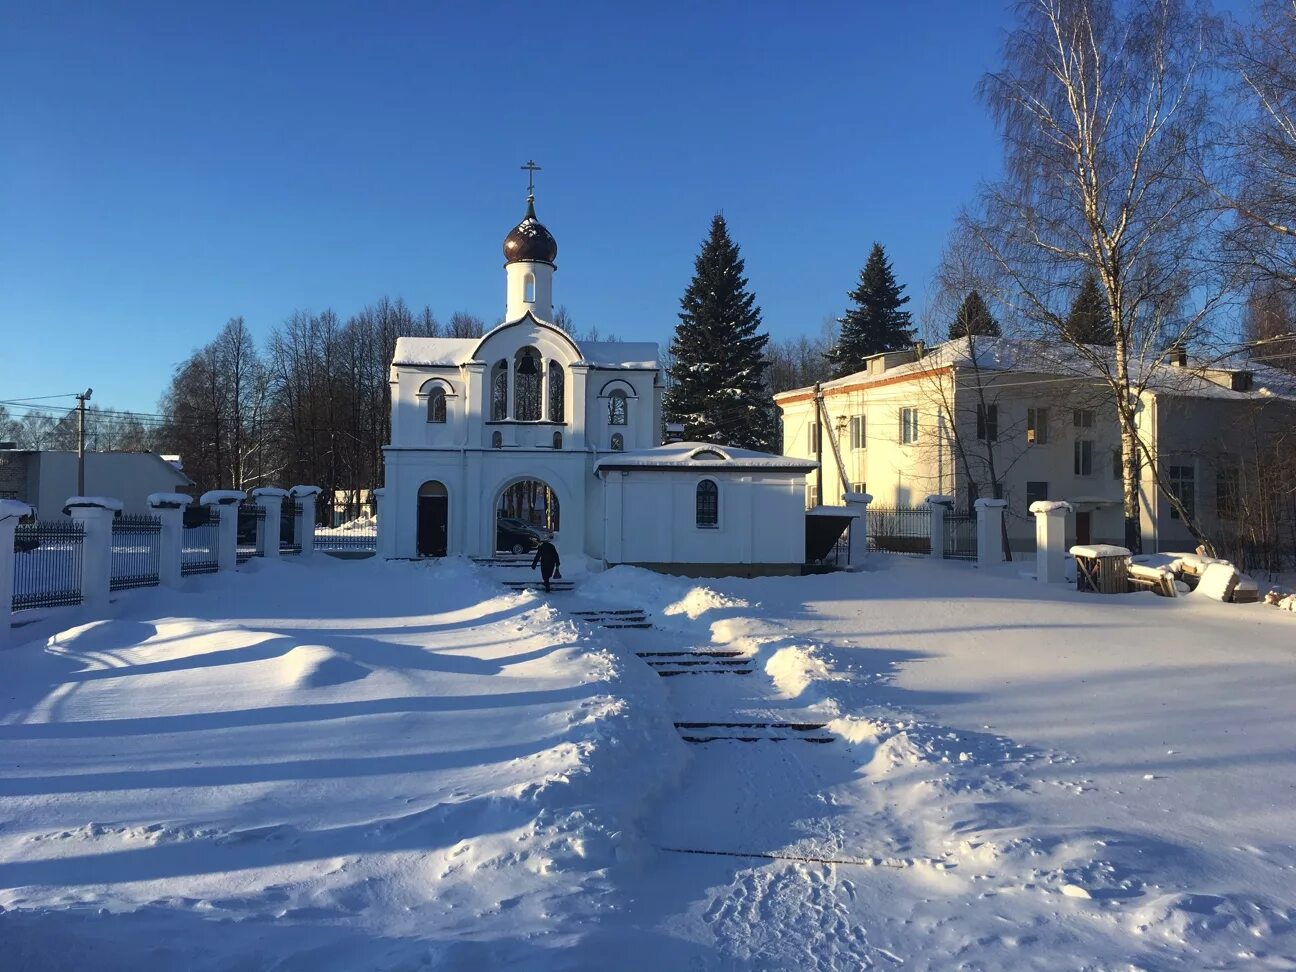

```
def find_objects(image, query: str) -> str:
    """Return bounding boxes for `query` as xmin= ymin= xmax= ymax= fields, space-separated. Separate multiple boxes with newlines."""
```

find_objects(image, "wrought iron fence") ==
xmin=12 ymin=519 xmax=84 ymax=611
xmin=943 ymin=511 xmax=977 ymax=561
xmin=182 ymin=506 xmax=220 ymax=576
xmin=866 ymin=506 xmax=932 ymax=556
xmin=110 ymin=514 xmax=161 ymax=591
xmin=237 ymin=503 xmax=265 ymax=563
xmin=280 ymin=499 xmax=302 ymax=555
xmin=314 ymin=522 xmax=378 ymax=552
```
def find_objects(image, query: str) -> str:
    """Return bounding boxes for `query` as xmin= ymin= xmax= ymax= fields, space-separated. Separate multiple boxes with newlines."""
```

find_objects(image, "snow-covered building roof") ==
xmin=594 ymin=441 xmax=818 ymax=473
xmin=393 ymin=334 xmax=659 ymax=370
xmin=773 ymin=336 xmax=1296 ymax=405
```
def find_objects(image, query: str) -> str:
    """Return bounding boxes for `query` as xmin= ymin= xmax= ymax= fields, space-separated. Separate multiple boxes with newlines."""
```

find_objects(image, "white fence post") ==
xmin=252 ymin=487 xmax=288 ymax=561
xmin=66 ymin=496 xmax=120 ymax=613
xmin=925 ymin=494 xmax=954 ymax=560
xmin=0 ymin=500 xmax=33 ymax=648
xmin=844 ymin=491 xmax=872 ymax=565
xmin=290 ymin=485 xmax=321 ymax=558
xmin=1030 ymin=500 xmax=1072 ymax=583
xmin=373 ymin=488 xmax=390 ymax=559
xmin=974 ymin=498 xmax=1008 ymax=567
xmin=201 ymin=491 xmax=245 ymax=572
xmin=148 ymin=492 xmax=191 ymax=588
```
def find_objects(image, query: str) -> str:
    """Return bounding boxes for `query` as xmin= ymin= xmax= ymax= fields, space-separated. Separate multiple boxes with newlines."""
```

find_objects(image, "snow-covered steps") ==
xmin=673 ymin=721 xmax=834 ymax=743
xmin=656 ymin=666 xmax=753 ymax=677
xmin=635 ymin=650 xmax=746 ymax=659
xmin=500 ymin=580 xmax=575 ymax=593
xmin=569 ymin=608 xmax=650 ymax=628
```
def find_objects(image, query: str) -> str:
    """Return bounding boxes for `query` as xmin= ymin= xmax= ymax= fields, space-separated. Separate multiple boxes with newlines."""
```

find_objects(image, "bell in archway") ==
xmin=516 ymin=349 xmax=539 ymax=377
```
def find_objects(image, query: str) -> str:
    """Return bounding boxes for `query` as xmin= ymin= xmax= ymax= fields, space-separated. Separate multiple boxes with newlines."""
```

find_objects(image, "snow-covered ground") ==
xmin=1 ymin=553 xmax=1294 ymax=969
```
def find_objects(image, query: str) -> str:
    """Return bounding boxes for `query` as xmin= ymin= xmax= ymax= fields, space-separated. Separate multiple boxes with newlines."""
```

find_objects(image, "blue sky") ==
xmin=1 ymin=1 xmax=1018 ymax=415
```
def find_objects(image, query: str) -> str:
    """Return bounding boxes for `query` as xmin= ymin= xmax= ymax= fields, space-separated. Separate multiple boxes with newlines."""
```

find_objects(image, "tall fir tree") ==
xmin=948 ymin=289 xmax=1001 ymax=339
xmin=664 ymin=214 xmax=777 ymax=450
xmin=1063 ymin=273 xmax=1114 ymax=345
xmin=825 ymin=243 xmax=913 ymax=378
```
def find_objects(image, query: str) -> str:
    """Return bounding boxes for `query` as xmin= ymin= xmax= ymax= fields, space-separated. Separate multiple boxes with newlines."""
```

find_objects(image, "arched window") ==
xmin=691 ymin=449 xmax=725 ymax=460
xmin=491 ymin=431 xmax=503 ymax=449
xmin=610 ymin=433 xmax=624 ymax=452
xmin=514 ymin=347 xmax=541 ymax=421
xmin=696 ymin=480 xmax=719 ymax=528
xmin=608 ymin=390 xmax=628 ymax=426
xmin=548 ymin=361 xmax=565 ymax=422
xmin=552 ymin=431 xmax=563 ymax=449
xmin=490 ymin=360 xmax=508 ymax=421
xmin=524 ymin=273 xmax=536 ymax=303
xmin=426 ymin=387 xmax=447 ymax=423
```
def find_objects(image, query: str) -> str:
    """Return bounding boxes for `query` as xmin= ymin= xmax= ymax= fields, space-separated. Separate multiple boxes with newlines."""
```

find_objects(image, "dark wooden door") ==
xmin=1075 ymin=511 xmax=1092 ymax=546
xmin=417 ymin=496 xmax=448 ymax=557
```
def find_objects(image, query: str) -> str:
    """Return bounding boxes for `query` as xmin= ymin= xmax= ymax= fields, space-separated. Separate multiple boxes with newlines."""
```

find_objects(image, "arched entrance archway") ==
xmin=495 ymin=479 xmax=560 ymax=554
xmin=417 ymin=481 xmax=448 ymax=557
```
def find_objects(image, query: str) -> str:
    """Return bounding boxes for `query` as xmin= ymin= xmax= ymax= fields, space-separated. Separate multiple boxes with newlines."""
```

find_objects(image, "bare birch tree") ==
xmin=962 ymin=0 xmax=1226 ymax=551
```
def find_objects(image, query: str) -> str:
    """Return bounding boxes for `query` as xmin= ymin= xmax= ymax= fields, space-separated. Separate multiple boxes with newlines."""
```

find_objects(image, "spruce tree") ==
xmin=1063 ymin=273 xmax=1113 ymax=345
xmin=664 ymin=214 xmax=777 ymax=451
xmin=825 ymin=243 xmax=913 ymax=378
xmin=949 ymin=289 xmax=1000 ymax=339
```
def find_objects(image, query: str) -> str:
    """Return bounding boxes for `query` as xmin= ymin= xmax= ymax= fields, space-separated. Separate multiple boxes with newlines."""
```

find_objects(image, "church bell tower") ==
xmin=502 ymin=161 xmax=557 ymax=322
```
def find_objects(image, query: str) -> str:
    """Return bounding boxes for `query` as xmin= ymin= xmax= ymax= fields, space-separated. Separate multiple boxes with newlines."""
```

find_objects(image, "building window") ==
xmin=849 ymin=415 xmax=866 ymax=450
xmin=426 ymin=387 xmax=447 ymax=424
xmin=696 ymin=480 xmax=719 ymax=528
xmin=524 ymin=272 xmax=536 ymax=303
xmin=1073 ymin=408 xmax=1094 ymax=429
xmin=1027 ymin=407 xmax=1048 ymax=444
xmin=553 ymin=431 xmax=563 ymax=450
xmin=1216 ymin=465 xmax=1240 ymax=519
xmin=548 ymin=361 xmax=565 ymax=422
xmin=1074 ymin=439 xmax=1094 ymax=476
xmin=1168 ymin=464 xmax=1195 ymax=520
xmin=851 ymin=481 xmax=866 ymax=496
xmin=808 ymin=422 xmax=821 ymax=453
xmin=608 ymin=390 xmax=628 ymax=426
xmin=491 ymin=431 xmax=503 ymax=449
xmin=1026 ymin=481 xmax=1049 ymax=509
xmin=807 ymin=484 xmax=819 ymax=509
xmin=490 ymin=360 xmax=508 ymax=421
xmin=514 ymin=348 xmax=542 ymax=421
xmin=610 ymin=432 xmax=624 ymax=452
xmin=900 ymin=408 xmax=919 ymax=444
xmin=976 ymin=404 xmax=998 ymax=442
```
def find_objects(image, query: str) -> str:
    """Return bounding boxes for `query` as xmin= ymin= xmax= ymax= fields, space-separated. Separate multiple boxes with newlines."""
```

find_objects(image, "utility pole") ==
xmin=75 ymin=388 xmax=92 ymax=495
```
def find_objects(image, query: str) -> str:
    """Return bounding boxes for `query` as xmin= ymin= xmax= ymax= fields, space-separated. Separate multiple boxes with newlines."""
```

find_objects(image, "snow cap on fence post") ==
xmin=64 ymin=496 xmax=121 ymax=613
xmin=973 ymin=497 xmax=1008 ymax=567
xmin=373 ymin=488 xmax=390 ymax=559
xmin=201 ymin=490 xmax=245 ymax=572
xmin=843 ymin=491 xmax=872 ymax=565
xmin=0 ymin=500 xmax=34 ymax=648
xmin=148 ymin=492 xmax=191 ymax=588
xmin=1029 ymin=500 xmax=1071 ymax=584
xmin=289 ymin=486 xmax=321 ymax=558
xmin=925 ymin=494 xmax=955 ymax=561
xmin=251 ymin=487 xmax=288 ymax=561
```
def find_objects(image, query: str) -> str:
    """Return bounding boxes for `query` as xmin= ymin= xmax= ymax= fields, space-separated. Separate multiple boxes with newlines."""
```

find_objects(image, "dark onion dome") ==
xmin=503 ymin=196 xmax=558 ymax=266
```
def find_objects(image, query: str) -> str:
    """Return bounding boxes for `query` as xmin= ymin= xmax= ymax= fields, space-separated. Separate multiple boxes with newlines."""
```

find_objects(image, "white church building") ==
xmin=380 ymin=189 xmax=818 ymax=575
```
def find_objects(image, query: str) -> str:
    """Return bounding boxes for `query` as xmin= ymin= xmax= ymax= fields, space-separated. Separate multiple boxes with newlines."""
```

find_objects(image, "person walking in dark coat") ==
xmin=531 ymin=539 xmax=561 ymax=593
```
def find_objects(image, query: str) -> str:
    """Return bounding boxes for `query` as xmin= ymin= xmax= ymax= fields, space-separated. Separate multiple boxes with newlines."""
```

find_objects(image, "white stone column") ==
xmin=148 ymin=492 xmax=191 ymax=588
xmin=569 ymin=364 xmax=590 ymax=450
xmin=974 ymin=498 xmax=1008 ymax=567
xmin=374 ymin=488 xmax=391 ymax=559
xmin=251 ymin=487 xmax=288 ymax=561
xmin=65 ymin=496 xmax=120 ymax=613
xmin=201 ymin=490 xmax=245 ymax=572
xmin=0 ymin=500 xmax=33 ymax=648
xmin=844 ymin=491 xmax=872 ymax=565
xmin=925 ymin=494 xmax=954 ymax=560
xmin=290 ymin=485 xmax=321 ymax=558
xmin=603 ymin=471 xmax=624 ymax=565
xmin=1030 ymin=500 xmax=1072 ymax=583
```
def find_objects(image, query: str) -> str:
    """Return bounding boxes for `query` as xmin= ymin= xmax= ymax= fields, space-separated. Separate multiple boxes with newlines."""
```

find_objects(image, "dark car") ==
xmin=496 ymin=517 xmax=549 ymax=554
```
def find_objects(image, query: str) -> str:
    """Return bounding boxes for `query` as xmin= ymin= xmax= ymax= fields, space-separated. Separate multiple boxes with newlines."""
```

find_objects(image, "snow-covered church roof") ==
xmin=594 ymin=442 xmax=818 ymax=473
